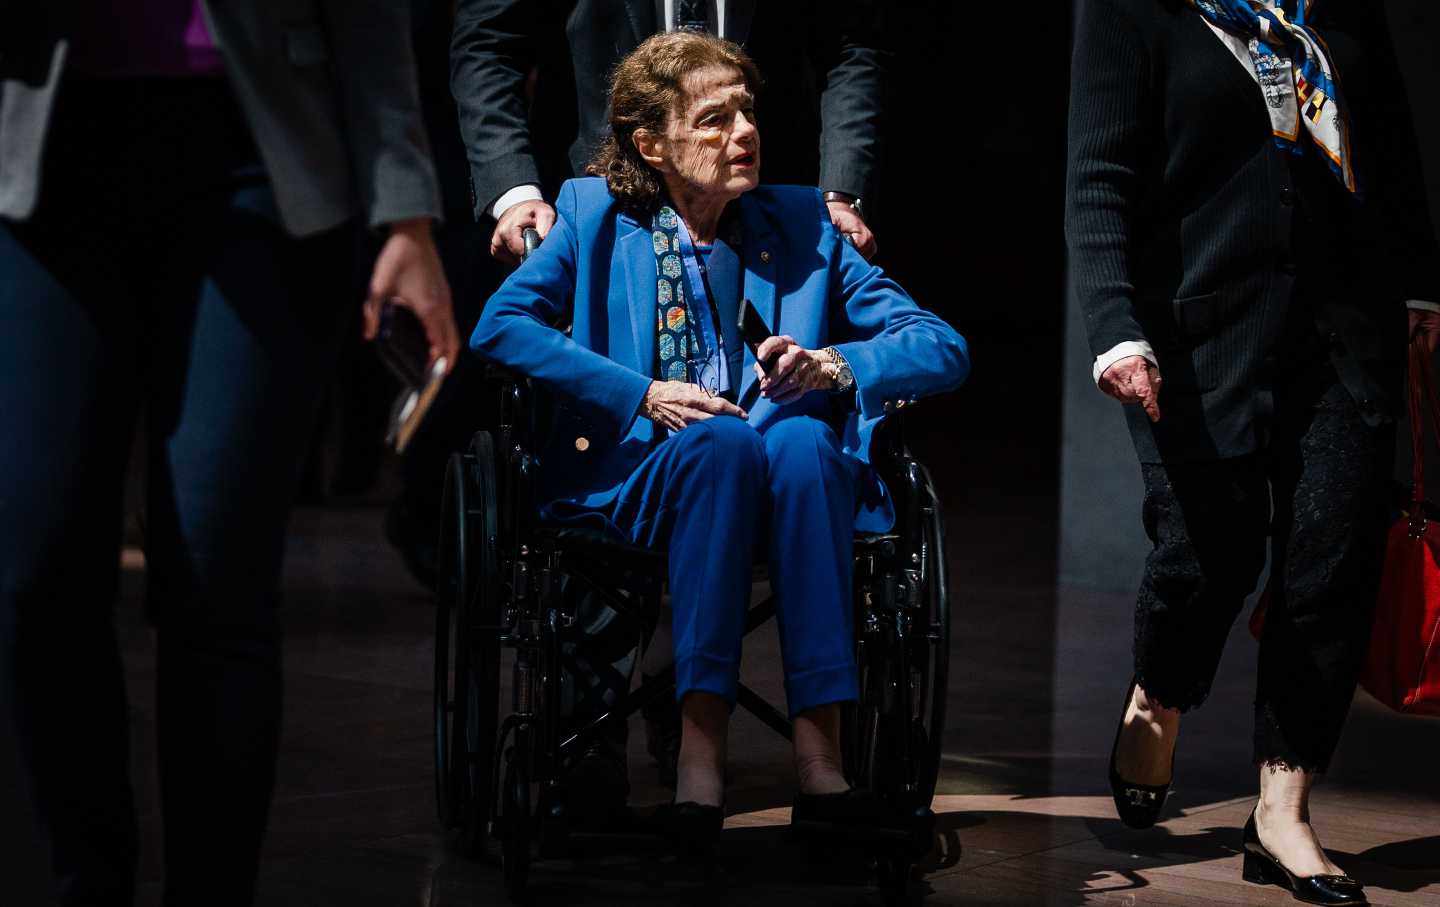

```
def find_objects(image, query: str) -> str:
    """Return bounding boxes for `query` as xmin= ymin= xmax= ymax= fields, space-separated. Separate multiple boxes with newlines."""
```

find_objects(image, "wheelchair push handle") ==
xmin=521 ymin=227 xmax=542 ymax=262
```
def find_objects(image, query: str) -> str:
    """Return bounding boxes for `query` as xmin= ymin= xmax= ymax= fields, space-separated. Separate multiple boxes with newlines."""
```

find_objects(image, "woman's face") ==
xmin=649 ymin=65 xmax=761 ymax=202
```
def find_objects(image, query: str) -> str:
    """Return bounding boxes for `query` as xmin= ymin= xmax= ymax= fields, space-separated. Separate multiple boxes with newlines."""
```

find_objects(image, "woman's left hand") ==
xmin=755 ymin=335 xmax=836 ymax=404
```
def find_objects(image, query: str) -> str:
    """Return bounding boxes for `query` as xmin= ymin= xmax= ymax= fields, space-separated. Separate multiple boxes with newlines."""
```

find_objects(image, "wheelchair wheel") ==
xmin=846 ymin=462 xmax=951 ymax=826
xmin=913 ymin=465 xmax=951 ymax=804
xmin=500 ymin=753 xmax=532 ymax=901
xmin=434 ymin=433 xmax=503 ymax=857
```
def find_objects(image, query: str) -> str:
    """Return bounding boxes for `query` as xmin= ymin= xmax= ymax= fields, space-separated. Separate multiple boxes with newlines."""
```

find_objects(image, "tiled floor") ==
xmin=3 ymin=407 xmax=1439 ymax=904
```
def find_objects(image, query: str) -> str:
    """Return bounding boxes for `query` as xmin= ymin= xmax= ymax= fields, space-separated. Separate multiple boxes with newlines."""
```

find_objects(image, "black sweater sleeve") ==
xmin=1064 ymin=0 xmax=1153 ymax=358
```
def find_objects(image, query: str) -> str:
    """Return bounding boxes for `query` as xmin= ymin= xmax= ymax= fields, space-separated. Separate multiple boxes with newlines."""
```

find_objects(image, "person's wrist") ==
xmin=387 ymin=217 xmax=432 ymax=239
xmin=822 ymin=346 xmax=854 ymax=393
xmin=823 ymin=191 xmax=864 ymax=220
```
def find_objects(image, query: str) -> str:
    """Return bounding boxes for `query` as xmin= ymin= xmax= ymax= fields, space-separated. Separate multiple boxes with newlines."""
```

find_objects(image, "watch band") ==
xmin=824 ymin=346 xmax=854 ymax=393
xmin=822 ymin=190 xmax=864 ymax=220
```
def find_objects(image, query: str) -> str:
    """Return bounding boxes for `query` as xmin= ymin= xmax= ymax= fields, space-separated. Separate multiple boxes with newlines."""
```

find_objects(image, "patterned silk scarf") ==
xmin=651 ymin=206 xmax=729 ymax=396
xmin=1187 ymin=0 xmax=1356 ymax=193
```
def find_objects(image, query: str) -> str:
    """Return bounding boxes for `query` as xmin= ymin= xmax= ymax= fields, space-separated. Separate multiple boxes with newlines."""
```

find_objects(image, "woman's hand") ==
xmin=1098 ymin=355 xmax=1162 ymax=423
xmin=755 ymin=335 xmax=836 ymax=405
xmin=1410 ymin=307 xmax=1440 ymax=356
xmin=362 ymin=217 xmax=459 ymax=374
xmin=641 ymin=381 xmax=747 ymax=431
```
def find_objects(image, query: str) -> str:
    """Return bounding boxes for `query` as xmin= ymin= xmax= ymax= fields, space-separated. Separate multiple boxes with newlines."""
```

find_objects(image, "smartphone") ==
xmin=377 ymin=302 xmax=448 ymax=454
xmin=738 ymin=298 xmax=779 ymax=372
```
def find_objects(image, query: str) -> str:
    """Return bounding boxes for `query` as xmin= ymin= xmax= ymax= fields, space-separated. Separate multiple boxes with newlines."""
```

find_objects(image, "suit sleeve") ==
xmin=318 ymin=0 xmax=443 ymax=228
xmin=810 ymin=0 xmax=885 ymax=200
xmin=1064 ymin=0 xmax=1153 ymax=358
xmin=819 ymin=195 xmax=971 ymax=420
xmin=450 ymin=0 xmax=545 ymax=221
xmin=470 ymin=182 xmax=655 ymax=439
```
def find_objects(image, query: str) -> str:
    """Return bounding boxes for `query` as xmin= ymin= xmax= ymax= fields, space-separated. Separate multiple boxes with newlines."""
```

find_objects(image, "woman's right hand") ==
xmin=1099 ymin=355 xmax=1163 ymax=423
xmin=640 ymin=381 xmax=747 ymax=431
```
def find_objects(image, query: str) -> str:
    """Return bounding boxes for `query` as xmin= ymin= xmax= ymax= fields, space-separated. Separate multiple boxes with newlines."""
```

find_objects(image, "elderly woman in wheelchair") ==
xmin=470 ymin=31 xmax=969 ymax=849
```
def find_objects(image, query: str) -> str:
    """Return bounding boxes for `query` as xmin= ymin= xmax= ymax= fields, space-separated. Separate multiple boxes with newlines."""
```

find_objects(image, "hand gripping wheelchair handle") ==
xmin=521 ymin=227 xmax=542 ymax=261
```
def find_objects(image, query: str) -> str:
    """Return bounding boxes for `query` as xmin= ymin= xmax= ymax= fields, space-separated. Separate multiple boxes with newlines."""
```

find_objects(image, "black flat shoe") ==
xmin=1108 ymin=676 xmax=1174 ymax=829
xmin=1242 ymin=810 xmax=1367 ymax=906
xmin=661 ymin=801 xmax=723 ymax=853
xmin=792 ymin=788 xmax=891 ymax=827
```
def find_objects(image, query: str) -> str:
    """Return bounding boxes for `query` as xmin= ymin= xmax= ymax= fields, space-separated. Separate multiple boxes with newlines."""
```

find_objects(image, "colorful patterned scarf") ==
xmin=651 ymin=205 xmax=728 ymax=396
xmin=1187 ymin=0 xmax=1355 ymax=192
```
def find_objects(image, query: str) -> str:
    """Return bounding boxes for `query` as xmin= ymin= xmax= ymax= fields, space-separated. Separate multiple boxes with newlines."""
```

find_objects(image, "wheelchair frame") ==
xmin=433 ymin=368 xmax=952 ymax=901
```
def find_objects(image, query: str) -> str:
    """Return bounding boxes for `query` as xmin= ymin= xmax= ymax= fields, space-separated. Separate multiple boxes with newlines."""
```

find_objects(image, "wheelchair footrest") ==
xmin=790 ymin=805 xmax=935 ymax=854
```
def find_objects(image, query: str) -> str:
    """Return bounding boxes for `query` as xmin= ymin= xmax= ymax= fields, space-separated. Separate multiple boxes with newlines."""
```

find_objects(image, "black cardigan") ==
xmin=1065 ymin=0 xmax=1440 ymax=463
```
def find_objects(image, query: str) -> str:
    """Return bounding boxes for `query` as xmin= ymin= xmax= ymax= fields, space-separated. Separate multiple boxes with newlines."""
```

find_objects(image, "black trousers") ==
xmin=0 ymin=80 xmax=348 ymax=905
xmin=1134 ymin=359 xmax=1394 ymax=771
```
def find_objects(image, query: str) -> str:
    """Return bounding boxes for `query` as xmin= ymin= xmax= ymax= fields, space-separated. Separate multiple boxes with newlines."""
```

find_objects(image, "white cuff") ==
xmin=1407 ymin=299 xmax=1440 ymax=314
xmin=1093 ymin=340 xmax=1157 ymax=385
xmin=489 ymin=184 xmax=545 ymax=221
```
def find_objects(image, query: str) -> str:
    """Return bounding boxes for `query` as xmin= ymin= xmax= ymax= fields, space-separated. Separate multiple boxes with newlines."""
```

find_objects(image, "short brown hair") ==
xmin=586 ymin=31 xmax=762 ymax=213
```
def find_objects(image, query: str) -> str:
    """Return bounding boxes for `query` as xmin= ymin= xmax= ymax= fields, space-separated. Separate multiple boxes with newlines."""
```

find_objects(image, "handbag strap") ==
xmin=1407 ymin=336 xmax=1440 ymax=513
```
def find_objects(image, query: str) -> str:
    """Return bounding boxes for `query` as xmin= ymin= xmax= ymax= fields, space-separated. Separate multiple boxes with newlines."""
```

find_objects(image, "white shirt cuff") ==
xmin=1093 ymin=340 xmax=1157 ymax=385
xmin=1407 ymin=299 xmax=1440 ymax=314
xmin=489 ymin=184 xmax=545 ymax=221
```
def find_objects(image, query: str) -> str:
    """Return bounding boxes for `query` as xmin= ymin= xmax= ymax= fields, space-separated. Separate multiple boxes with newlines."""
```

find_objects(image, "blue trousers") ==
xmin=0 ymin=80 xmax=349 ymax=906
xmin=582 ymin=415 xmax=863 ymax=717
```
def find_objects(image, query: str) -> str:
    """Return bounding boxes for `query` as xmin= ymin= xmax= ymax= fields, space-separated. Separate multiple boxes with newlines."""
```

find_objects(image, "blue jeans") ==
xmin=0 ymin=79 xmax=349 ymax=906
xmin=559 ymin=415 xmax=864 ymax=717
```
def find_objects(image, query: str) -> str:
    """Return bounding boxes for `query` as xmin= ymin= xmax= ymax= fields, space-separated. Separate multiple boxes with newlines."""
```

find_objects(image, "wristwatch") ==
xmin=824 ymin=346 xmax=855 ymax=393
xmin=823 ymin=190 xmax=865 ymax=221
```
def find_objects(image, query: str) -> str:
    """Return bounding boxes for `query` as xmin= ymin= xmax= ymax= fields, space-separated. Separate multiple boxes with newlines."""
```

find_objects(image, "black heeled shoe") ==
xmin=1107 ymin=676 xmax=1174 ymax=829
xmin=1242 ymin=809 xmax=1367 ymax=906
xmin=660 ymin=800 xmax=724 ymax=854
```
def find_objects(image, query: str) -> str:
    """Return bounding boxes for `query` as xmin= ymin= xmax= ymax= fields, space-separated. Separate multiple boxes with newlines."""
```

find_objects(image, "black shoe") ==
xmin=642 ymin=684 xmax=682 ymax=790
xmin=1108 ymin=676 xmax=1173 ymax=829
xmin=560 ymin=741 xmax=630 ymax=823
xmin=1243 ymin=810 xmax=1367 ymax=905
xmin=660 ymin=801 xmax=723 ymax=853
xmin=792 ymin=788 xmax=893 ymax=827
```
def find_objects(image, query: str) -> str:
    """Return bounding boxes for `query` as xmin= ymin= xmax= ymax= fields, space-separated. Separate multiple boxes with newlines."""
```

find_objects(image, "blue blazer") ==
xmin=472 ymin=177 xmax=970 ymax=532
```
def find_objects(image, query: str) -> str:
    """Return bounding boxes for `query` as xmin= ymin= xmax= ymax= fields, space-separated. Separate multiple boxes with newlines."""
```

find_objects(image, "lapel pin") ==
xmin=760 ymin=250 xmax=771 ymax=263
xmin=575 ymin=437 xmax=590 ymax=451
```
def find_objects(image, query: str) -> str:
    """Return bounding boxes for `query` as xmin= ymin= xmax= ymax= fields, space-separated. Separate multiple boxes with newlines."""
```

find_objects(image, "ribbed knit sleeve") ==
xmin=1065 ymin=0 xmax=1153 ymax=357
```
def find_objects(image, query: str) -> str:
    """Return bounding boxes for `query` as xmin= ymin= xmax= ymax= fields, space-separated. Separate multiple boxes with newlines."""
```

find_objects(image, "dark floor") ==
xmin=3 ymin=366 xmax=1439 ymax=906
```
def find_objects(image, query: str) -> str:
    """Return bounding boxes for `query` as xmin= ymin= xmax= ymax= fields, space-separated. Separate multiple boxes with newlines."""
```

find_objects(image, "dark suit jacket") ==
xmin=0 ymin=0 xmax=440 ymax=236
xmin=1065 ymin=0 xmax=1440 ymax=463
xmin=449 ymin=0 xmax=885 ymax=220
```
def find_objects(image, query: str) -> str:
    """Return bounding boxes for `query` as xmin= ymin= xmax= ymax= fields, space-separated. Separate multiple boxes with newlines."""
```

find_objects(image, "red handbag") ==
xmin=1248 ymin=335 xmax=1440 ymax=714
xmin=1359 ymin=338 xmax=1440 ymax=714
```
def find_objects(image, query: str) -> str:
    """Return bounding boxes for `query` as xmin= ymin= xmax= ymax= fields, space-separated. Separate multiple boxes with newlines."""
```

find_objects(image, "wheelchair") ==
xmin=432 ymin=366 xmax=953 ymax=901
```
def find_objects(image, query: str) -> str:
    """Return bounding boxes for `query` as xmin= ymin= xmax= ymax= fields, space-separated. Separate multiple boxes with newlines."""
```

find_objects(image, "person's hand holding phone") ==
xmin=754 ymin=335 xmax=837 ymax=404
xmin=362 ymin=217 xmax=458 ymax=374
